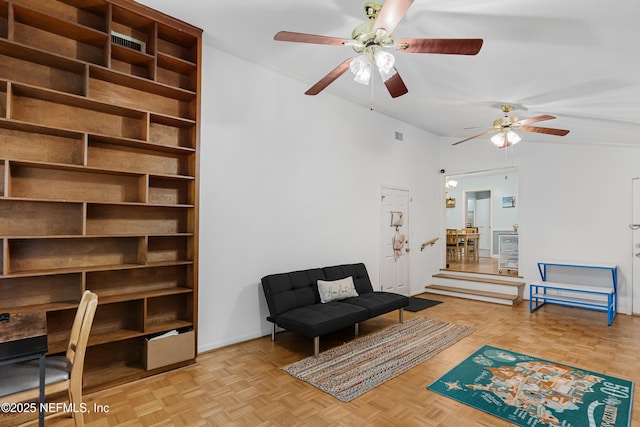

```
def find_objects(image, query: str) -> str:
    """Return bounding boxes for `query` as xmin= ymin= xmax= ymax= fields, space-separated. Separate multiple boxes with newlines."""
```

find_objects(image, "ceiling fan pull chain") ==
xmin=370 ymin=73 xmax=375 ymax=111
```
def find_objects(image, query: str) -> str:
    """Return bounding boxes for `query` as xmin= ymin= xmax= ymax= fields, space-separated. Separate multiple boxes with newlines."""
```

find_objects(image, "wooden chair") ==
xmin=461 ymin=228 xmax=479 ymax=261
xmin=0 ymin=291 xmax=98 ymax=427
xmin=446 ymin=230 xmax=462 ymax=262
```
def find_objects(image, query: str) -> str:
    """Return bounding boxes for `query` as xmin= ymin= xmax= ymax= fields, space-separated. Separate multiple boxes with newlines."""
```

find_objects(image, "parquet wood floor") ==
xmin=4 ymin=294 xmax=640 ymax=426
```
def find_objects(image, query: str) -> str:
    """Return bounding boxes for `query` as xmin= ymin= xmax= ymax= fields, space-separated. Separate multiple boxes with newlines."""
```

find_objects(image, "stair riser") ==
xmin=438 ymin=270 xmax=522 ymax=282
xmin=431 ymin=278 xmax=523 ymax=296
xmin=425 ymin=288 xmax=516 ymax=306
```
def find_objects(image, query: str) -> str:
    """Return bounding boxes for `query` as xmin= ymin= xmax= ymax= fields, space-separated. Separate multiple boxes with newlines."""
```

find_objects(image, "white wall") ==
xmin=197 ymin=38 xmax=442 ymax=352
xmin=440 ymin=139 xmax=640 ymax=314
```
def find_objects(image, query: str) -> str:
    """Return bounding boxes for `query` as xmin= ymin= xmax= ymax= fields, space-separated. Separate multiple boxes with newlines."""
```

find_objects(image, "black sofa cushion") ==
xmin=262 ymin=268 xmax=325 ymax=320
xmin=341 ymin=291 xmax=409 ymax=318
xmin=322 ymin=263 xmax=407 ymax=317
xmin=276 ymin=302 xmax=369 ymax=338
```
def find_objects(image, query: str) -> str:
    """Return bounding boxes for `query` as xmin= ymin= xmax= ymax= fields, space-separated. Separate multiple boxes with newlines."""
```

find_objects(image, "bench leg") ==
xmin=354 ymin=323 xmax=359 ymax=336
xmin=271 ymin=323 xmax=276 ymax=341
xmin=314 ymin=336 xmax=320 ymax=357
xmin=399 ymin=308 xmax=404 ymax=324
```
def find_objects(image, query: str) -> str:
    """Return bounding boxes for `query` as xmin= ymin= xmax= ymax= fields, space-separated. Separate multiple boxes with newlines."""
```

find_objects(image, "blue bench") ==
xmin=529 ymin=262 xmax=617 ymax=325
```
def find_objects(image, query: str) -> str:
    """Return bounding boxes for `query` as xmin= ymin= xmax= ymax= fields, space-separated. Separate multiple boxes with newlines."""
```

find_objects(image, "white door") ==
xmin=631 ymin=178 xmax=640 ymax=314
xmin=476 ymin=196 xmax=492 ymax=257
xmin=380 ymin=187 xmax=410 ymax=296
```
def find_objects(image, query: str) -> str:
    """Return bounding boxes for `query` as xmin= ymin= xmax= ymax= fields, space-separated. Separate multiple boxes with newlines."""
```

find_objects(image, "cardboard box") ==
xmin=143 ymin=330 xmax=195 ymax=370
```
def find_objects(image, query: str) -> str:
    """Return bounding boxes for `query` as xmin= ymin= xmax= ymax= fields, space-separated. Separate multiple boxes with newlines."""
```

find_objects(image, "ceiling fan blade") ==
xmin=372 ymin=0 xmax=414 ymax=36
xmin=396 ymin=38 xmax=483 ymax=55
xmin=520 ymin=126 xmax=570 ymax=136
xmin=383 ymin=69 xmax=409 ymax=98
xmin=274 ymin=31 xmax=348 ymax=46
xmin=512 ymin=114 xmax=555 ymax=126
xmin=304 ymin=58 xmax=353 ymax=96
xmin=452 ymin=129 xmax=497 ymax=146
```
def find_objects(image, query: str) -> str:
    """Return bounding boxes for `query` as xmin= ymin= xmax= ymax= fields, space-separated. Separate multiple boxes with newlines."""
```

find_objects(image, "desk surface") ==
xmin=0 ymin=312 xmax=47 ymax=362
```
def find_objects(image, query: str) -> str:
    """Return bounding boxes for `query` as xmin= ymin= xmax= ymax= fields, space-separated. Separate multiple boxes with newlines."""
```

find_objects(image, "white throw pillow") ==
xmin=317 ymin=277 xmax=359 ymax=303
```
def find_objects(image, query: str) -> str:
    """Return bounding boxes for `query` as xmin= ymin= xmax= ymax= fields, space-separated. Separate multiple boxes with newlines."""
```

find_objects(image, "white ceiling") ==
xmin=138 ymin=0 xmax=640 ymax=147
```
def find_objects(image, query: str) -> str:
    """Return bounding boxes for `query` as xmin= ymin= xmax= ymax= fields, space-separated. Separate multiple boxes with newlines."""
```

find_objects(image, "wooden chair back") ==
xmin=68 ymin=291 xmax=98 ymax=405
xmin=2 ymin=291 xmax=98 ymax=427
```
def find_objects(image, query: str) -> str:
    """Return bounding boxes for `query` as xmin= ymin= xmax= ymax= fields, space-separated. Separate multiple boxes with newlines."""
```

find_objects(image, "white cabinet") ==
xmin=498 ymin=234 xmax=518 ymax=273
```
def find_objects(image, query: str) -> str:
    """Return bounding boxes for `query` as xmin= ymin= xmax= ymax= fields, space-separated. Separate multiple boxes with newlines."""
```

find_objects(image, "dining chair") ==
xmin=461 ymin=228 xmax=479 ymax=261
xmin=0 ymin=291 xmax=98 ymax=427
xmin=446 ymin=230 xmax=462 ymax=262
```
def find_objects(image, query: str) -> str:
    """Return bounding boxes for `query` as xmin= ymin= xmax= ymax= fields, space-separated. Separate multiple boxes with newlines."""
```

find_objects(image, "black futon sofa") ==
xmin=261 ymin=263 xmax=409 ymax=356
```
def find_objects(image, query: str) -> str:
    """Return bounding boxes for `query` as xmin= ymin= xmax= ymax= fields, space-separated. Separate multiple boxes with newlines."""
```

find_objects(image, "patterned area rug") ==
xmin=429 ymin=345 xmax=634 ymax=427
xmin=283 ymin=317 xmax=474 ymax=402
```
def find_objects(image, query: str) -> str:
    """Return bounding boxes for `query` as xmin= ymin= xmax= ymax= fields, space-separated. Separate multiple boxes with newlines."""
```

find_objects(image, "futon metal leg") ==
xmin=272 ymin=323 xmax=276 ymax=341
xmin=354 ymin=323 xmax=359 ymax=336
xmin=314 ymin=336 xmax=320 ymax=357
xmin=399 ymin=307 xmax=404 ymax=324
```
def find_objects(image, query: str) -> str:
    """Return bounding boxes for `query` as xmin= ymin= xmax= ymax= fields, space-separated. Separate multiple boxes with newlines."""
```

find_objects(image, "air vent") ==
xmin=111 ymin=31 xmax=146 ymax=52
xmin=395 ymin=131 xmax=404 ymax=141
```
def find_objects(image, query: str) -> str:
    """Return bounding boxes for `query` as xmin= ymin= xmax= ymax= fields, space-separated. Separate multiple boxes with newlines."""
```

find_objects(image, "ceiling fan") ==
xmin=453 ymin=105 xmax=571 ymax=148
xmin=274 ymin=0 xmax=483 ymax=98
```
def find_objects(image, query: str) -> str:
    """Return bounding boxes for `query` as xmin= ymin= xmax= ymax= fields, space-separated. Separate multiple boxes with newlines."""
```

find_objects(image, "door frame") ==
xmin=631 ymin=177 xmax=640 ymax=314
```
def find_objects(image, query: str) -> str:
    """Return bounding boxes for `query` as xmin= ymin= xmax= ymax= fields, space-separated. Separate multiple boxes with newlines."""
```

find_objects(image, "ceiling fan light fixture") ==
xmin=349 ymin=53 xmax=372 ymax=85
xmin=506 ymin=130 xmax=522 ymax=144
xmin=374 ymin=49 xmax=395 ymax=74
xmin=490 ymin=130 xmax=521 ymax=148
xmin=490 ymin=133 xmax=505 ymax=147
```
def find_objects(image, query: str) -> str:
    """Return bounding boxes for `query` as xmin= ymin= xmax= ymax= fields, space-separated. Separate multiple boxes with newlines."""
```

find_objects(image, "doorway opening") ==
xmin=444 ymin=167 xmax=520 ymax=277
xmin=463 ymin=189 xmax=492 ymax=258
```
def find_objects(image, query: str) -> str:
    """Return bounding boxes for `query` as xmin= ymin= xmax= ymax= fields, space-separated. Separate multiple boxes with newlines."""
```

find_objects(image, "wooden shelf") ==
xmin=0 ymin=0 xmax=200 ymax=393
xmin=89 ymin=71 xmax=195 ymax=119
xmin=13 ymin=4 xmax=109 ymax=46
xmin=1 ymin=260 xmax=194 ymax=280
xmin=0 ymin=38 xmax=86 ymax=95
xmin=12 ymin=3 xmax=109 ymax=65
xmin=87 ymin=137 xmax=194 ymax=176
xmin=157 ymin=23 xmax=198 ymax=63
xmin=8 ymin=160 xmax=146 ymax=203
xmin=99 ymin=287 xmax=193 ymax=305
xmin=10 ymin=82 xmax=148 ymax=140
xmin=0 ymin=2 xmax=8 ymax=40
xmin=15 ymin=0 xmax=110 ymax=33
xmin=157 ymin=52 xmax=196 ymax=75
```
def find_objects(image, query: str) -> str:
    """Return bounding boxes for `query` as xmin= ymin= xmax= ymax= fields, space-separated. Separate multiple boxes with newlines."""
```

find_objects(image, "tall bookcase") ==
xmin=0 ymin=0 xmax=200 ymax=391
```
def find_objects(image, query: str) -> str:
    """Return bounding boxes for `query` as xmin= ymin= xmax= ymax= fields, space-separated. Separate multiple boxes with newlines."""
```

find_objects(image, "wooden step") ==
xmin=432 ymin=273 xmax=524 ymax=288
xmin=425 ymin=284 xmax=523 ymax=306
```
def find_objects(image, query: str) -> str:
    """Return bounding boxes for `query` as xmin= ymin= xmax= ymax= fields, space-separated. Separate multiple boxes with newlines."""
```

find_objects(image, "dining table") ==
xmin=456 ymin=231 xmax=480 ymax=262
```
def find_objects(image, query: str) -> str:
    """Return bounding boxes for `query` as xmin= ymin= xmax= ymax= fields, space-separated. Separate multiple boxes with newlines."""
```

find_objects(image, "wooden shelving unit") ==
xmin=0 ymin=0 xmax=201 ymax=392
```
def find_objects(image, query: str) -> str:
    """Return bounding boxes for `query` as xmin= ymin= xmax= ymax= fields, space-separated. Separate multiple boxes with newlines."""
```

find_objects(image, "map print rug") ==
xmin=428 ymin=345 xmax=633 ymax=427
